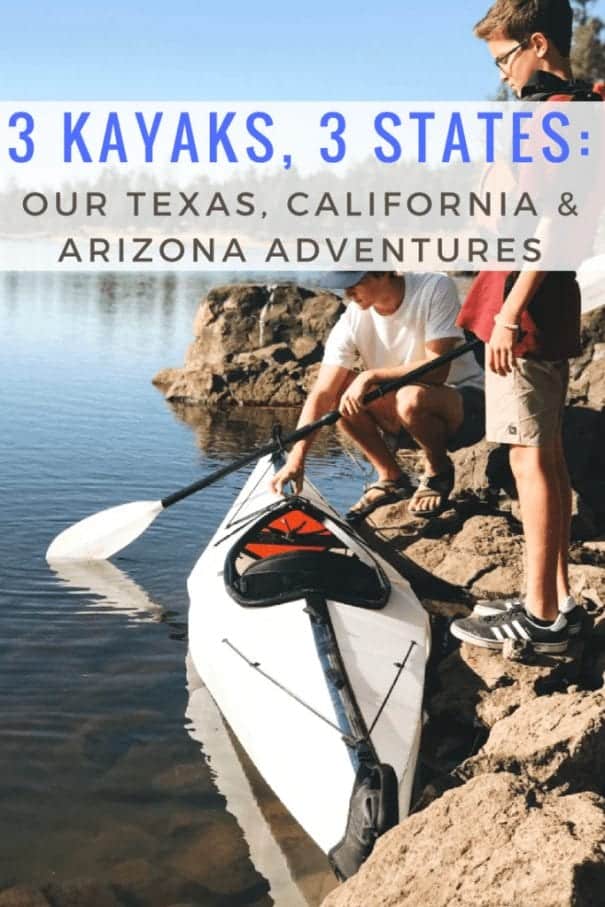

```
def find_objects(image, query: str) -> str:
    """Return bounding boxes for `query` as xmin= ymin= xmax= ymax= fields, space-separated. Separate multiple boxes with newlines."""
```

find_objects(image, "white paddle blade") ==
xmin=46 ymin=500 xmax=164 ymax=562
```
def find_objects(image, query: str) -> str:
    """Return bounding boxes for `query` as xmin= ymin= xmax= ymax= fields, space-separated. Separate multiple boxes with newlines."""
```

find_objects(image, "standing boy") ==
xmin=451 ymin=0 xmax=601 ymax=653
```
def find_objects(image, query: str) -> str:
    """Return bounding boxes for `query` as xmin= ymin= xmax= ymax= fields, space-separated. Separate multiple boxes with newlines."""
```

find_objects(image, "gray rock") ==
xmin=429 ymin=639 xmax=584 ymax=730
xmin=569 ymin=564 xmax=605 ymax=608
xmin=344 ymin=299 xmax=605 ymax=907
xmin=42 ymin=880 xmax=125 ymax=907
xmin=462 ymin=690 xmax=605 ymax=794
xmin=321 ymin=773 xmax=605 ymax=907
xmin=164 ymin=813 xmax=269 ymax=898
xmin=502 ymin=638 xmax=533 ymax=662
xmin=153 ymin=283 xmax=344 ymax=408
xmin=403 ymin=514 xmax=524 ymax=594
xmin=0 ymin=887 xmax=51 ymax=907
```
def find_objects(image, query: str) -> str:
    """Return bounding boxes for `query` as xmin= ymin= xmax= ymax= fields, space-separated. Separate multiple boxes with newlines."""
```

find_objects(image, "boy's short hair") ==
xmin=474 ymin=0 xmax=573 ymax=57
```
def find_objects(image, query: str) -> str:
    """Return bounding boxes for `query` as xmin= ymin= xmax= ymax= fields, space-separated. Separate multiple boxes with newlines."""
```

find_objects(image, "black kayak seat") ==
xmin=230 ymin=549 xmax=388 ymax=609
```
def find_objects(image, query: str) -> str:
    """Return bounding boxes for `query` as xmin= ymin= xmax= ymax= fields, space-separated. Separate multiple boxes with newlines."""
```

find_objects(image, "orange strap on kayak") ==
xmin=244 ymin=509 xmax=336 ymax=558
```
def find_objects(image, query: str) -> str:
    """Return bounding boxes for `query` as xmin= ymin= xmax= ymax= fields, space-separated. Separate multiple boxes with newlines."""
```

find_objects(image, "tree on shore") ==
xmin=570 ymin=0 xmax=605 ymax=82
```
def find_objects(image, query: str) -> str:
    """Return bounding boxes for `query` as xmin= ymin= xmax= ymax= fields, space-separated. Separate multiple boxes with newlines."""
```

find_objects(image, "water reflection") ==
xmin=45 ymin=555 xmax=335 ymax=906
xmin=49 ymin=559 xmax=166 ymax=624
xmin=168 ymin=403 xmax=343 ymax=461
xmin=186 ymin=657 xmax=336 ymax=907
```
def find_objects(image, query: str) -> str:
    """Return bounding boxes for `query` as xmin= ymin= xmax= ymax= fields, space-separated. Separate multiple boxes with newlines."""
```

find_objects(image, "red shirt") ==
xmin=456 ymin=270 xmax=581 ymax=360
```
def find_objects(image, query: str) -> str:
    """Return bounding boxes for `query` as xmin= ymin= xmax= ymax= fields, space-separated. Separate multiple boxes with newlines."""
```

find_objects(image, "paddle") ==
xmin=46 ymin=338 xmax=480 ymax=562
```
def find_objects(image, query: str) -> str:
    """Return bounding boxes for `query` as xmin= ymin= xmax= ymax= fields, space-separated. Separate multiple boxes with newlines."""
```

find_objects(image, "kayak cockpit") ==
xmin=224 ymin=498 xmax=390 ymax=609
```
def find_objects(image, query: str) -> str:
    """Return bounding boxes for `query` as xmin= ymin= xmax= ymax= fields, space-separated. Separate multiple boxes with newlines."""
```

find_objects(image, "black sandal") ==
xmin=408 ymin=462 xmax=455 ymax=518
xmin=346 ymin=475 xmax=415 ymax=522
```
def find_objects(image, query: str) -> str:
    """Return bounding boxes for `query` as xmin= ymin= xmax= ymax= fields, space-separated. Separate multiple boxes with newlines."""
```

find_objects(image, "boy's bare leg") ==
xmin=395 ymin=385 xmax=462 ymax=473
xmin=554 ymin=437 xmax=572 ymax=602
xmin=338 ymin=406 xmax=403 ymax=482
xmin=395 ymin=385 xmax=462 ymax=512
xmin=340 ymin=383 xmax=463 ymax=510
xmin=509 ymin=444 xmax=563 ymax=621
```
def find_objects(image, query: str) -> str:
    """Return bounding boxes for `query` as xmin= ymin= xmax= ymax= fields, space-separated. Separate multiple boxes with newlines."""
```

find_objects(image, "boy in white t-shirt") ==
xmin=271 ymin=271 xmax=484 ymax=519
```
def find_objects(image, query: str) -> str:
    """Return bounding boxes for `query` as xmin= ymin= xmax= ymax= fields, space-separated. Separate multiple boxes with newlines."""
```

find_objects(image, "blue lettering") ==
xmin=374 ymin=113 xmax=402 ymax=163
xmin=209 ymin=112 xmax=237 ymax=163
xmin=409 ymin=112 xmax=435 ymax=163
xmin=9 ymin=112 xmax=34 ymax=162
xmin=171 ymin=113 xmax=199 ymax=162
xmin=64 ymin=112 xmax=92 ymax=163
xmin=541 ymin=111 xmax=570 ymax=162
xmin=477 ymin=111 xmax=503 ymax=163
xmin=136 ymin=112 xmax=163 ymax=162
xmin=100 ymin=112 xmax=127 ymax=162
xmin=512 ymin=112 xmax=533 ymax=162
xmin=246 ymin=112 xmax=273 ymax=163
xmin=443 ymin=113 xmax=470 ymax=163
xmin=320 ymin=112 xmax=346 ymax=163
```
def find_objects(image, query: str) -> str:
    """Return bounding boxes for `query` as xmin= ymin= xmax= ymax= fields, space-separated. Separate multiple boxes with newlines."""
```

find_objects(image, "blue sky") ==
xmin=1 ymin=1 xmax=604 ymax=100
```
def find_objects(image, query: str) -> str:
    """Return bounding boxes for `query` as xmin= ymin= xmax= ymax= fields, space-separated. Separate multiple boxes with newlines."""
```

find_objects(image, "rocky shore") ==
xmin=321 ymin=300 xmax=605 ymax=907
xmin=155 ymin=280 xmax=605 ymax=906
xmin=153 ymin=283 xmax=345 ymax=408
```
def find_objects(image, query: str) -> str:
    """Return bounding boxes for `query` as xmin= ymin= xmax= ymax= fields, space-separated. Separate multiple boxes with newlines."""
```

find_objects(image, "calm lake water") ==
xmin=0 ymin=273 xmax=363 ymax=906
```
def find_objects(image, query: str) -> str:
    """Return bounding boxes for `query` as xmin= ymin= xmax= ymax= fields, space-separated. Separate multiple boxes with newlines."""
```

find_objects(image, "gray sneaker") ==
xmin=472 ymin=597 xmax=584 ymax=636
xmin=451 ymin=609 xmax=569 ymax=654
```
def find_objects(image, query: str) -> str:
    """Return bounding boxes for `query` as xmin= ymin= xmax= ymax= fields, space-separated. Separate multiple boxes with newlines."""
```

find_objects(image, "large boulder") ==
xmin=462 ymin=691 xmax=605 ymax=794
xmin=570 ymin=300 xmax=605 ymax=407
xmin=429 ymin=640 xmax=584 ymax=730
xmin=565 ymin=303 xmax=605 ymax=532
xmin=321 ymin=773 xmax=605 ymax=907
xmin=153 ymin=283 xmax=344 ymax=408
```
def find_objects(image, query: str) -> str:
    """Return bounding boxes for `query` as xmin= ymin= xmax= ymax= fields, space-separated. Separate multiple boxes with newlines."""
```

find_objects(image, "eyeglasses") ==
xmin=494 ymin=40 xmax=528 ymax=72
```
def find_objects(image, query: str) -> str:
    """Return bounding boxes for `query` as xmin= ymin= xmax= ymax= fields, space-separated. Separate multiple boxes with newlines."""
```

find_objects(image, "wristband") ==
xmin=494 ymin=312 xmax=520 ymax=331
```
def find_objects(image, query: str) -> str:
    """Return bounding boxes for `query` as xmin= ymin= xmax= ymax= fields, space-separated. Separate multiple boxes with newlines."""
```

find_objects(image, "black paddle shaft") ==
xmin=161 ymin=338 xmax=481 ymax=509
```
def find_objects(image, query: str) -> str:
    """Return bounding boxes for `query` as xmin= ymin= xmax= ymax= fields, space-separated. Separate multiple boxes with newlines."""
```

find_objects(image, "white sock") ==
xmin=525 ymin=609 xmax=564 ymax=628
xmin=550 ymin=613 xmax=568 ymax=631
xmin=559 ymin=595 xmax=576 ymax=614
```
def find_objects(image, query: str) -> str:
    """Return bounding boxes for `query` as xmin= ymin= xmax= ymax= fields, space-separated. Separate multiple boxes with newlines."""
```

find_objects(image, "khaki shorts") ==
xmin=485 ymin=358 xmax=569 ymax=446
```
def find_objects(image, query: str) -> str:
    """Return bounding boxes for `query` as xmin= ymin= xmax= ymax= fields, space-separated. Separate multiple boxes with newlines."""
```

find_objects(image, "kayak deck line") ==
xmin=213 ymin=500 xmax=286 ymax=548
xmin=215 ymin=460 xmax=283 ymax=545
xmin=222 ymin=605 xmax=418 ymax=756
xmin=222 ymin=636 xmax=365 ymax=749
xmin=225 ymin=456 xmax=277 ymax=519
xmin=367 ymin=640 xmax=417 ymax=737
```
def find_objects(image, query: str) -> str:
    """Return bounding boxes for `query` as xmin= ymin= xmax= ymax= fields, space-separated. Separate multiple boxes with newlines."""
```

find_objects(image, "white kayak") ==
xmin=188 ymin=454 xmax=430 ymax=879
